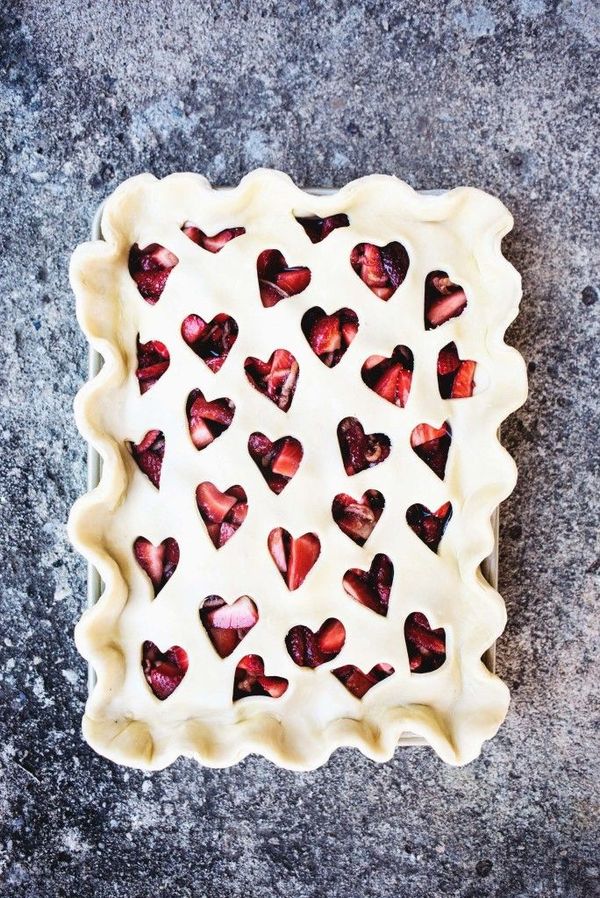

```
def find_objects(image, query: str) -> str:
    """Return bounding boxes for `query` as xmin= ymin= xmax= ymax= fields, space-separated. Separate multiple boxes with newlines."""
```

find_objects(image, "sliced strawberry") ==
xmin=257 ymin=249 xmax=311 ymax=308
xmin=286 ymin=618 xmax=346 ymax=668
xmin=361 ymin=345 xmax=413 ymax=408
xmin=200 ymin=594 xmax=258 ymax=658
xmin=424 ymin=271 xmax=468 ymax=329
xmin=451 ymin=360 xmax=477 ymax=398
xmin=337 ymin=417 xmax=391 ymax=476
xmin=333 ymin=662 xmax=394 ymax=698
xmin=233 ymin=654 xmax=288 ymax=700
xmin=406 ymin=501 xmax=452 ymax=553
xmin=181 ymin=312 xmax=238 ymax=373
xmin=181 ymin=222 xmax=245 ymax=253
xmin=244 ymin=349 xmax=299 ymax=412
xmin=248 ymin=432 xmax=303 ymax=494
xmin=196 ymin=482 xmax=248 ymax=548
xmin=332 ymin=489 xmax=385 ymax=546
xmin=301 ymin=306 xmax=359 ymax=367
xmin=186 ymin=389 xmax=235 ymax=450
xmin=128 ymin=430 xmax=165 ymax=489
xmin=350 ymin=241 xmax=409 ymax=300
xmin=133 ymin=536 xmax=179 ymax=596
xmin=142 ymin=641 xmax=188 ymax=700
xmin=295 ymin=213 xmax=349 ymax=243
xmin=128 ymin=243 xmax=178 ymax=305
xmin=404 ymin=612 xmax=446 ymax=673
xmin=410 ymin=421 xmax=452 ymax=480
xmin=268 ymin=527 xmax=321 ymax=591
xmin=437 ymin=342 xmax=461 ymax=376
xmin=343 ymin=553 xmax=393 ymax=616
xmin=437 ymin=343 xmax=477 ymax=399
xmin=135 ymin=337 xmax=170 ymax=394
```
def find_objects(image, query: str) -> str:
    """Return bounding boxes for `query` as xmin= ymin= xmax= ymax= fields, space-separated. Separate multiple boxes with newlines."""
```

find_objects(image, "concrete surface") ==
xmin=0 ymin=1 xmax=598 ymax=896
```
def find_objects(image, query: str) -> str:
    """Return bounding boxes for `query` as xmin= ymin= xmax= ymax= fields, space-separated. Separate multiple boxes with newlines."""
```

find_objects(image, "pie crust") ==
xmin=69 ymin=170 xmax=527 ymax=769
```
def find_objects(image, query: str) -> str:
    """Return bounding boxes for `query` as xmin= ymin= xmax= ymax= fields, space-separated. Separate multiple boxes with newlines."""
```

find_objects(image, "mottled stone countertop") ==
xmin=0 ymin=1 xmax=598 ymax=896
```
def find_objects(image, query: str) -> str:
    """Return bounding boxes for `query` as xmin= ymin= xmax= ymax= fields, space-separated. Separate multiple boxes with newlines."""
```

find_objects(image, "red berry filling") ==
xmin=181 ymin=222 xmax=245 ymax=253
xmin=410 ymin=421 xmax=452 ymax=480
xmin=233 ymin=654 xmax=288 ymax=701
xmin=425 ymin=271 xmax=467 ymax=330
xmin=350 ymin=241 xmax=409 ymax=300
xmin=142 ymin=641 xmax=188 ymax=700
xmin=256 ymin=249 xmax=311 ymax=308
xmin=332 ymin=489 xmax=385 ymax=546
xmin=128 ymin=429 xmax=165 ymax=489
xmin=133 ymin=537 xmax=179 ymax=597
xmin=196 ymin=482 xmax=248 ymax=549
xmin=295 ymin=213 xmax=349 ymax=244
xmin=301 ymin=306 xmax=359 ymax=368
xmin=286 ymin=618 xmax=346 ymax=668
xmin=186 ymin=389 xmax=235 ymax=450
xmin=181 ymin=312 xmax=238 ymax=373
xmin=406 ymin=502 xmax=452 ymax=553
xmin=244 ymin=349 xmax=299 ymax=412
xmin=128 ymin=243 xmax=178 ymax=305
xmin=437 ymin=342 xmax=476 ymax=399
xmin=337 ymin=417 xmax=391 ymax=476
xmin=404 ymin=612 xmax=446 ymax=673
xmin=200 ymin=594 xmax=258 ymax=658
xmin=268 ymin=527 xmax=321 ymax=591
xmin=248 ymin=432 xmax=303 ymax=494
xmin=135 ymin=336 xmax=170 ymax=394
xmin=361 ymin=345 xmax=413 ymax=408
xmin=333 ymin=662 xmax=394 ymax=698
xmin=343 ymin=553 xmax=393 ymax=616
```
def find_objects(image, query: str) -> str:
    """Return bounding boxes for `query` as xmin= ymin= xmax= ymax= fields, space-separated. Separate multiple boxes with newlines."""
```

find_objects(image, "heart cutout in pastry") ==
xmin=295 ymin=213 xmax=349 ymax=244
xmin=196 ymin=482 xmax=248 ymax=549
xmin=337 ymin=417 xmax=391 ymax=476
xmin=437 ymin=342 xmax=476 ymax=399
xmin=128 ymin=243 xmax=179 ymax=305
xmin=200 ymin=595 xmax=259 ymax=658
xmin=331 ymin=489 xmax=385 ymax=546
xmin=404 ymin=612 xmax=446 ymax=673
xmin=135 ymin=336 xmax=170 ymax=395
xmin=248 ymin=432 xmax=303 ymax=494
xmin=350 ymin=241 xmax=409 ymax=300
xmin=410 ymin=421 xmax=452 ymax=480
xmin=182 ymin=222 xmax=245 ymax=252
xmin=233 ymin=654 xmax=289 ymax=701
xmin=133 ymin=537 xmax=179 ymax=597
xmin=244 ymin=349 xmax=299 ymax=412
xmin=186 ymin=389 xmax=235 ymax=450
xmin=128 ymin=429 xmax=165 ymax=489
xmin=343 ymin=553 xmax=393 ymax=616
xmin=301 ymin=306 xmax=359 ymax=368
xmin=406 ymin=501 xmax=452 ymax=553
xmin=286 ymin=618 xmax=346 ymax=668
xmin=181 ymin=312 xmax=239 ymax=373
xmin=333 ymin=662 xmax=394 ymax=698
xmin=142 ymin=641 xmax=188 ymax=700
xmin=424 ymin=270 xmax=468 ymax=330
xmin=256 ymin=249 xmax=311 ymax=308
xmin=268 ymin=527 xmax=321 ymax=591
xmin=361 ymin=345 xmax=413 ymax=408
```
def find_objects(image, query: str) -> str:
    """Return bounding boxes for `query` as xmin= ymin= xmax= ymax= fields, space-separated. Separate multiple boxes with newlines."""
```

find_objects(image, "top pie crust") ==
xmin=69 ymin=169 xmax=527 ymax=769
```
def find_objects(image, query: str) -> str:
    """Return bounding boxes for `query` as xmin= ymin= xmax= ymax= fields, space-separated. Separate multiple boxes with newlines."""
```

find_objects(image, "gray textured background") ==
xmin=1 ymin=1 xmax=598 ymax=896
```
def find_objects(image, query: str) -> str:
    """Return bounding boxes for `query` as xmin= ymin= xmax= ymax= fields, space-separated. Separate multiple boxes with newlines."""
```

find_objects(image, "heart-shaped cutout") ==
xmin=333 ymin=662 xmax=394 ymax=698
xmin=332 ymin=489 xmax=385 ymax=546
xmin=295 ymin=213 xmax=349 ymax=243
xmin=406 ymin=502 xmax=452 ymax=553
xmin=268 ymin=527 xmax=321 ymax=591
xmin=196 ymin=482 xmax=248 ymax=549
xmin=233 ymin=654 xmax=288 ymax=701
xmin=133 ymin=537 xmax=179 ymax=597
xmin=181 ymin=313 xmax=238 ymax=373
xmin=182 ymin=222 xmax=245 ymax=253
xmin=361 ymin=345 xmax=413 ymax=408
xmin=410 ymin=421 xmax=452 ymax=480
xmin=244 ymin=349 xmax=299 ymax=412
xmin=200 ymin=595 xmax=259 ymax=658
xmin=337 ymin=417 xmax=391 ymax=476
xmin=142 ymin=640 xmax=188 ymax=700
xmin=187 ymin=389 xmax=235 ymax=450
xmin=286 ymin=618 xmax=346 ymax=668
xmin=128 ymin=243 xmax=179 ymax=305
xmin=404 ymin=612 xmax=446 ymax=673
xmin=256 ymin=249 xmax=311 ymax=308
xmin=301 ymin=306 xmax=359 ymax=368
xmin=128 ymin=429 xmax=165 ymax=489
xmin=248 ymin=432 xmax=303 ymax=494
xmin=424 ymin=271 xmax=467 ymax=330
xmin=136 ymin=336 xmax=170 ymax=394
xmin=350 ymin=241 xmax=409 ymax=300
xmin=437 ymin=342 xmax=476 ymax=399
xmin=343 ymin=553 xmax=393 ymax=616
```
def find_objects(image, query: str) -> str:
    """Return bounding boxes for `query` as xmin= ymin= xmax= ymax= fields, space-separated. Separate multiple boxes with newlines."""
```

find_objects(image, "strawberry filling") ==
xmin=406 ymin=501 xmax=452 ymax=553
xmin=233 ymin=654 xmax=288 ymax=701
xmin=196 ymin=482 xmax=248 ymax=548
xmin=343 ymin=553 xmax=393 ymax=616
xmin=361 ymin=345 xmax=413 ymax=408
xmin=295 ymin=213 xmax=349 ymax=244
xmin=128 ymin=430 xmax=165 ymax=489
xmin=135 ymin=337 xmax=170 ymax=394
xmin=128 ymin=243 xmax=178 ymax=305
xmin=142 ymin=641 xmax=188 ymax=700
xmin=268 ymin=528 xmax=321 ymax=591
xmin=425 ymin=271 xmax=467 ymax=330
xmin=244 ymin=349 xmax=299 ymax=412
xmin=133 ymin=537 xmax=179 ymax=597
xmin=350 ymin=241 xmax=409 ymax=300
xmin=332 ymin=489 xmax=385 ymax=546
xmin=410 ymin=421 xmax=452 ymax=480
xmin=333 ymin=662 xmax=394 ymax=698
xmin=286 ymin=618 xmax=346 ymax=668
xmin=181 ymin=312 xmax=238 ymax=373
xmin=337 ymin=417 xmax=391 ymax=476
xmin=181 ymin=222 xmax=245 ymax=253
xmin=404 ymin=612 xmax=446 ymax=673
xmin=200 ymin=594 xmax=258 ymax=658
xmin=248 ymin=432 xmax=303 ymax=494
xmin=301 ymin=306 xmax=359 ymax=367
xmin=186 ymin=389 xmax=235 ymax=450
xmin=256 ymin=249 xmax=311 ymax=308
xmin=437 ymin=342 xmax=477 ymax=399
